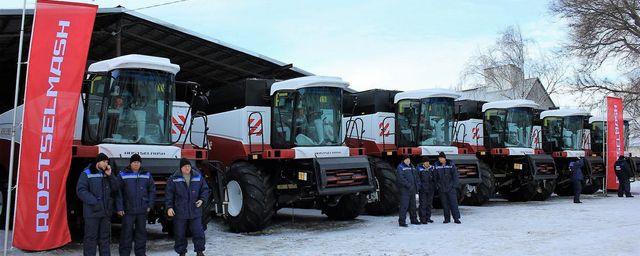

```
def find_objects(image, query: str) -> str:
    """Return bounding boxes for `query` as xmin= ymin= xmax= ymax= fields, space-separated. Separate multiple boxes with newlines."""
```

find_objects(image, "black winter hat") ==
xmin=96 ymin=153 xmax=109 ymax=163
xmin=130 ymin=154 xmax=142 ymax=163
xmin=180 ymin=158 xmax=191 ymax=168
xmin=438 ymin=152 xmax=447 ymax=159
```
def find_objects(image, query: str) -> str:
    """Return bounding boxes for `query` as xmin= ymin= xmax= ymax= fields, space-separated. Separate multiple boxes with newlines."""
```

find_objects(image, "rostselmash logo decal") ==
xmin=315 ymin=151 xmax=343 ymax=156
xmin=123 ymin=151 xmax=169 ymax=157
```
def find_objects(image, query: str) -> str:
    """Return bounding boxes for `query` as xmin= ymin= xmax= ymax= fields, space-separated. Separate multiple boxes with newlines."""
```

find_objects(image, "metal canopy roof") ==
xmin=0 ymin=7 xmax=312 ymax=111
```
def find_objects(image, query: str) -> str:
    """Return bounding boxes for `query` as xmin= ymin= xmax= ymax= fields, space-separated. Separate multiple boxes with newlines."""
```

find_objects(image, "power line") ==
xmin=125 ymin=0 xmax=191 ymax=12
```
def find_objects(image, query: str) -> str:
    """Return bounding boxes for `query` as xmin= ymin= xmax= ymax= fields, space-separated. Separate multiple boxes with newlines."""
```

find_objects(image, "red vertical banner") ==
xmin=13 ymin=0 xmax=96 ymax=251
xmin=606 ymin=96 xmax=625 ymax=190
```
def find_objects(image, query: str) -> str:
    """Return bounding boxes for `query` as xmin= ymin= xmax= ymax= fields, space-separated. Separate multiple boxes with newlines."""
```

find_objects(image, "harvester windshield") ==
xmin=396 ymin=97 xmax=455 ymax=147
xmin=484 ymin=107 xmax=533 ymax=148
xmin=273 ymin=87 xmax=343 ymax=147
xmin=543 ymin=116 xmax=585 ymax=151
xmin=84 ymin=69 xmax=175 ymax=145
xmin=590 ymin=120 xmax=630 ymax=153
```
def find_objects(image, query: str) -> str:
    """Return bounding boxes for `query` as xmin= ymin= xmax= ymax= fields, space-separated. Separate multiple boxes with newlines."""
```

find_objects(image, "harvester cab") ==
xmin=539 ymin=109 xmax=605 ymax=195
xmin=200 ymin=76 xmax=374 ymax=232
xmin=0 ymin=54 xmax=212 ymax=236
xmin=455 ymin=99 xmax=557 ymax=202
xmin=80 ymin=54 xmax=210 ymax=233
xmin=393 ymin=89 xmax=494 ymax=205
xmin=588 ymin=115 xmax=639 ymax=178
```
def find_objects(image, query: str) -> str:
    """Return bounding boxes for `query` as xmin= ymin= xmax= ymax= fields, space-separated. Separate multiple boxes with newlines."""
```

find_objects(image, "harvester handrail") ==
xmin=248 ymin=111 xmax=266 ymax=154
xmin=381 ymin=116 xmax=396 ymax=152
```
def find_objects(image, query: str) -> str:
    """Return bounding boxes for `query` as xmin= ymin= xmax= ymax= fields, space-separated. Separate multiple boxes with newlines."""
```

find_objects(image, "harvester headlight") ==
xmin=514 ymin=163 xmax=523 ymax=170
xmin=298 ymin=172 xmax=308 ymax=181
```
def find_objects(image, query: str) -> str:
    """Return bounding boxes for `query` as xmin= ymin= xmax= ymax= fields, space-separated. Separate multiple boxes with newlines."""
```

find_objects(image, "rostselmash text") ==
xmin=36 ymin=20 xmax=70 ymax=233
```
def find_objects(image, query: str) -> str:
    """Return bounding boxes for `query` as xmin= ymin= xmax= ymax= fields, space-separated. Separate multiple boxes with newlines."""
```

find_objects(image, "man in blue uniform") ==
xmin=569 ymin=157 xmax=584 ymax=203
xmin=76 ymin=153 xmax=120 ymax=256
xmin=615 ymin=155 xmax=634 ymax=197
xmin=166 ymin=158 xmax=210 ymax=256
xmin=396 ymin=156 xmax=420 ymax=227
xmin=117 ymin=154 xmax=156 ymax=256
xmin=417 ymin=161 xmax=435 ymax=224
xmin=434 ymin=152 xmax=461 ymax=224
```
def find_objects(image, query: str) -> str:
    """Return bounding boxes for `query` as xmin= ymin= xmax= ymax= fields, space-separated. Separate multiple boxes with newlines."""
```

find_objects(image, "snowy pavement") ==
xmin=9 ymin=183 xmax=640 ymax=256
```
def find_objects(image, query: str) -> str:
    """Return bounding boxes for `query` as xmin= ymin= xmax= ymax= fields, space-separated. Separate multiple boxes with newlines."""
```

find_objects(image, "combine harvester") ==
xmin=342 ymin=89 xmax=493 ymax=215
xmin=0 ymin=54 xmax=213 ymax=235
xmin=192 ymin=76 xmax=375 ymax=232
xmin=454 ymin=99 xmax=557 ymax=201
xmin=537 ymin=109 xmax=605 ymax=195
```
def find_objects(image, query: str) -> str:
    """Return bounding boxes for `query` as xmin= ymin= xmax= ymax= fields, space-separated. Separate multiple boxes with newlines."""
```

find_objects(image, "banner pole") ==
xmin=603 ymin=97 xmax=607 ymax=197
xmin=4 ymin=0 xmax=27 ymax=255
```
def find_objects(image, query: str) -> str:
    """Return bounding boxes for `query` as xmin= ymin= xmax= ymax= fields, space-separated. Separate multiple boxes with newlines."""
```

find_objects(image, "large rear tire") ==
xmin=532 ymin=179 xmax=556 ymax=201
xmin=224 ymin=162 xmax=276 ymax=232
xmin=323 ymin=193 xmax=367 ymax=220
xmin=365 ymin=158 xmax=398 ymax=215
xmin=500 ymin=179 xmax=536 ymax=202
xmin=461 ymin=162 xmax=495 ymax=206
xmin=554 ymin=178 xmax=574 ymax=196
xmin=0 ymin=178 xmax=8 ymax=230
xmin=581 ymin=177 xmax=602 ymax=194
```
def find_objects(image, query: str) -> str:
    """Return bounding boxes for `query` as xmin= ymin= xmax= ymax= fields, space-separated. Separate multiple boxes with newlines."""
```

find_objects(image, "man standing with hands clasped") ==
xmin=434 ymin=152 xmax=461 ymax=224
xmin=418 ymin=161 xmax=436 ymax=224
xmin=166 ymin=158 xmax=210 ymax=256
xmin=117 ymin=153 xmax=156 ymax=256
xmin=396 ymin=156 xmax=420 ymax=227
xmin=76 ymin=153 xmax=120 ymax=256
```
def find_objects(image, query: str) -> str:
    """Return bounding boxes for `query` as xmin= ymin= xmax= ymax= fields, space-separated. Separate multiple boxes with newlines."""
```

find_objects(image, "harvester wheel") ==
xmin=532 ymin=179 xmax=556 ymax=201
xmin=554 ymin=177 xmax=574 ymax=196
xmin=323 ymin=193 xmax=367 ymax=220
xmin=224 ymin=162 xmax=276 ymax=232
xmin=581 ymin=177 xmax=602 ymax=194
xmin=501 ymin=180 xmax=537 ymax=202
xmin=461 ymin=162 xmax=495 ymax=206
xmin=365 ymin=158 xmax=399 ymax=215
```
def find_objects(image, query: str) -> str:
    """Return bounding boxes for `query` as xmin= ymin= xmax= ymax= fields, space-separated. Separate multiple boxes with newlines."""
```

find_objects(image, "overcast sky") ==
xmin=5 ymin=0 xmax=597 ymax=107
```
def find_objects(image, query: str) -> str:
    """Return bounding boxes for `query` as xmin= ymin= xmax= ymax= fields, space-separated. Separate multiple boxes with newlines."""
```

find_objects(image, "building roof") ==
xmin=458 ymin=77 xmax=555 ymax=110
xmin=0 ymin=7 xmax=312 ymax=110
xmin=393 ymin=89 xmax=461 ymax=103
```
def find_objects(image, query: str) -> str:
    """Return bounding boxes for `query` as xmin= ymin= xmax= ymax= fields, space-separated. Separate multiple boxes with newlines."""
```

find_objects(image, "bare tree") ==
xmin=551 ymin=0 xmax=640 ymax=141
xmin=460 ymin=25 xmax=568 ymax=100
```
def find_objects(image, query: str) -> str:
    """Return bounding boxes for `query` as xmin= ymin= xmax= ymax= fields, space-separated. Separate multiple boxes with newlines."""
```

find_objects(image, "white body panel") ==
xmin=343 ymin=112 xmax=395 ymax=145
xmin=532 ymin=125 xmax=542 ymax=149
xmin=583 ymin=129 xmax=591 ymax=150
xmin=420 ymin=146 xmax=458 ymax=156
xmin=88 ymin=54 xmax=180 ymax=74
xmin=455 ymin=119 xmax=484 ymax=147
xmin=293 ymin=146 xmax=350 ymax=159
xmin=270 ymin=76 xmax=349 ymax=95
xmin=98 ymin=143 xmax=181 ymax=159
xmin=508 ymin=147 xmax=535 ymax=155
xmin=204 ymin=106 xmax=271 ymax=145
xmin=563 ymin=150 xmax=586 ymax=158
xmin=170 ymin=101 xmax=192 ymax=143
xmin=0 ymin=100 xmax=84 ymax=143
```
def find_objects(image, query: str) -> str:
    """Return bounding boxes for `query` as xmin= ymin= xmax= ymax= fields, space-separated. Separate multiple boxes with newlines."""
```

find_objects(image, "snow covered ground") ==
xmin=7 ymin=183 xmax=640 ymax=256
